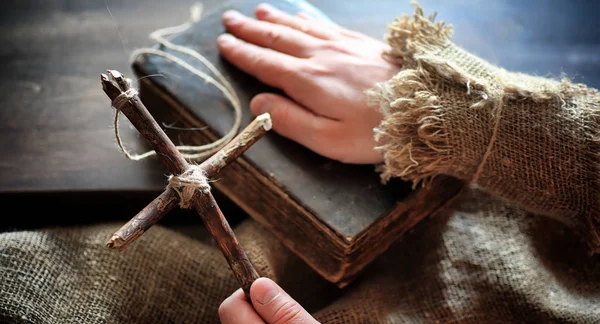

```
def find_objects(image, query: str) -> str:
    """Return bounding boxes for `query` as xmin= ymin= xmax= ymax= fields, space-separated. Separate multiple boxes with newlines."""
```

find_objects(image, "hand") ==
xmin=219 ymin=277 xmax=319 ymax=324
xmin=217 ymin=3 xmax=399 ymax=164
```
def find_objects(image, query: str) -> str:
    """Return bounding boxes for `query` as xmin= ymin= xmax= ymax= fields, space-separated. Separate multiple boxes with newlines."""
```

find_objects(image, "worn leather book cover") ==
xmin=132 ymin=0 xmax=462 ymax=286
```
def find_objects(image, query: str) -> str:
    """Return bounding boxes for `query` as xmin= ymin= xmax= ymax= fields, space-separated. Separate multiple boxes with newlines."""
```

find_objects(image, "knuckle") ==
xmin=300 ymin=62 xmax=329 ymax=78
xmin=271 ymin=103 xmax=290 ymax=129
xmin=249 ymin=54 xmax=262 ymax=67
xmin=256 ymin=60 xmax=294 ymax=87
xmin=249 ymin=54 xmax=268 ymax=70
xmin=265 ymin=28 xmax=283 ymax=46
xmin=321 ymin=40 xmax=352 ymax=54
xmin=271 ymin=65 xmax=296 ymax=84
xmin=311 ymin=120 xmax=335 ymax=142
xmin=277 ymin=64 xmax=295 ymax=77
xmin=296 ymin=21 xmax=310 ymax=34
xmin=271 ymin=299 xmax=304 ymax=324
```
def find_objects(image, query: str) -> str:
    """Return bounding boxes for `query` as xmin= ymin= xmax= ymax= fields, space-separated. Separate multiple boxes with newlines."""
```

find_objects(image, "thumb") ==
xmin=250 ymin=278 xmax=318 ymax=324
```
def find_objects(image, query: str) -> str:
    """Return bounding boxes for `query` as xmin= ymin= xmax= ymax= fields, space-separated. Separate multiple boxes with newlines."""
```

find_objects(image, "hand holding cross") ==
xmin=101 ymin=70 xmax=269 ymax=298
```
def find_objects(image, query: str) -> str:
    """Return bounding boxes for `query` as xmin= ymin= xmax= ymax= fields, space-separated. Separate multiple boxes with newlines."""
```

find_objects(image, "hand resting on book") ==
xmin=216 ymin=3 xmax=401 ymax=322
xmin=216 ymin=3 xmax=400 ymax=164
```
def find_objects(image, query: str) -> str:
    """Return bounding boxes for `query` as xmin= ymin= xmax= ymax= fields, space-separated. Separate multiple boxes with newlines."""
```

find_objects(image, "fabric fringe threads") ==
xmin=113 ymin=3 xmax=243 ymax=162
xmin=369 ymin=1 xmax=600 ymax=253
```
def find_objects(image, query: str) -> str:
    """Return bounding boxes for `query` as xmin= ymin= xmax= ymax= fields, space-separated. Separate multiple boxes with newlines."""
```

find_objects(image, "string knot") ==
xmin=112 ymin=88 xmax=138 ymax=111
xmin=168 ymin=166 xmax=211 ymax=208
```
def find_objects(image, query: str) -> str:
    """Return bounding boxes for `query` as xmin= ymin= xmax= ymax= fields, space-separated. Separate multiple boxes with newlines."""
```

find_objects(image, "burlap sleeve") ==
xmin=368 ymin=5 xmax=600 ymax=253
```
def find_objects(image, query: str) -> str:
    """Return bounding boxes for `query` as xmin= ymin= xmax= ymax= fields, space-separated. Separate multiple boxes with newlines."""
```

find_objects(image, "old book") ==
xmin=132 ymin=0 xmax=463 ymax=287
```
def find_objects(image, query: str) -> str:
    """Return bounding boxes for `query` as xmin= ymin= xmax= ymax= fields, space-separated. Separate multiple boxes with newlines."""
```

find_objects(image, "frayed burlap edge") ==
xmin=368 ymin=2 xmax=600 ymax=254
xmin=368 ymin=2 xmax=475 ymax=186
xmin=587 ymin=96 xmax=600 ymax=254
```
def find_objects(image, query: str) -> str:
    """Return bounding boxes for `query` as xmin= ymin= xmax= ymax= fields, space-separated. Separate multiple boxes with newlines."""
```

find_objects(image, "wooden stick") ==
xmin=193 ymin=192 xmax=260 ymax=294
xmin=101 ymin=71 xmax=188 ymax=175
xmin=106 ymin=188 xmax=179 ymax=250
xmin=101 ymin=70 xmax=264 ymax=297
xmin=200 ymin=113 xmax=272 ymax=176
xmin=106 ymin=113 xmax=272 ymax=250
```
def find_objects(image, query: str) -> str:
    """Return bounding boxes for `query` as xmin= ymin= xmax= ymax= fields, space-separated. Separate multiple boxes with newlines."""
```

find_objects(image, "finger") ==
xmin=255 ymin=3 xmax=340 ymax=40
xmin=250 ymin=93 xmax=338 ymax=153
xmin=296 ymin=10 xmax=369 ymax=40
xmin=223 ymin=10 xmax=320 ymax=58
xmin=296 ymin=12 xmax=309 ymax=20
xmin=219 ymin=289 xmax=265 ymax=324
xmin=217 ymin=33 xmax=303 ymax=90
xmin=250 ymin=278 xmax=318 ymax=324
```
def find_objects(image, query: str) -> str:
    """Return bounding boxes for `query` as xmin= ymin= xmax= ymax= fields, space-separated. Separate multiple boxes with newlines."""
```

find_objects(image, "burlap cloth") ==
xmin=2 ymin=4 xmax=599 ymax=323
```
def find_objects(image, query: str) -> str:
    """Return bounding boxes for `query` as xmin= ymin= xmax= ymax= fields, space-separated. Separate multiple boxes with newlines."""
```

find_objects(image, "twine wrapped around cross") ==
xmin=101 ymin=70 xmax=272 ymax=297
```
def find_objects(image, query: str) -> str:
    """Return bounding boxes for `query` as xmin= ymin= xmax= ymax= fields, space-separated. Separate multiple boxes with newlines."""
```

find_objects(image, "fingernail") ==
xmin=252 ymin=96 xmax=271 ymax=115
xmin=257 ymin=3 xmax=275 ymax=13
xmin=255 ymin=280 xmax=280 ymax=305
xmin=223 ymin=10 xmax=244 ymax=23
xmin=217 ymin=33 xmax=236 ymax=46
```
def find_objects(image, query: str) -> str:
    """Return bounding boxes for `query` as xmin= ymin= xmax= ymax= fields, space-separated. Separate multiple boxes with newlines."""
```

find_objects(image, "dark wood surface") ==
xmin=0 ymin=0 xmax=203 ymax=193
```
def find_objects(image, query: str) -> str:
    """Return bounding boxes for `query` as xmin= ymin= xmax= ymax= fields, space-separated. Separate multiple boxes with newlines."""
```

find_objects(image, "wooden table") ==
xmin=1 ymin=0 xmax=598 ymax=229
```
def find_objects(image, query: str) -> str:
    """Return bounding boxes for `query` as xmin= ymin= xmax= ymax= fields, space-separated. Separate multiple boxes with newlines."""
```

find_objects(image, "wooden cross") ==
xmin=100 ymin=70 xmax=268 ymax=297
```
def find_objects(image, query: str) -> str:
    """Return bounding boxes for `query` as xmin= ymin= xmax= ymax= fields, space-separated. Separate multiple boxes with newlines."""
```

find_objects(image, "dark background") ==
xmin=0 ymin=0 xmax=598 ymax=231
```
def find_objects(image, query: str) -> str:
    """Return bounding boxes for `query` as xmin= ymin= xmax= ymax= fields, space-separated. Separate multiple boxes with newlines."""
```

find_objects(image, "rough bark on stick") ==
xmin=106 ymin=188 xmax=179 ymax=250
xmin=193 ymin=192 xmax=261 ymax=294
xmin=105 ymin=110 xmax=272 ymax=251
xmin=101 ymin=71 xmax=188 ymax=175
xmin=201 ymin=113 xmax=272 ymax=176
xmin=101 ymin=70 xmax=265 ymax=298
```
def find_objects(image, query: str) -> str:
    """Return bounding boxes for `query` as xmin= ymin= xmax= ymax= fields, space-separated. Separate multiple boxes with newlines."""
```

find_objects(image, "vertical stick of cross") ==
xmin=101 ymin=70 xmax=270 ymax=298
